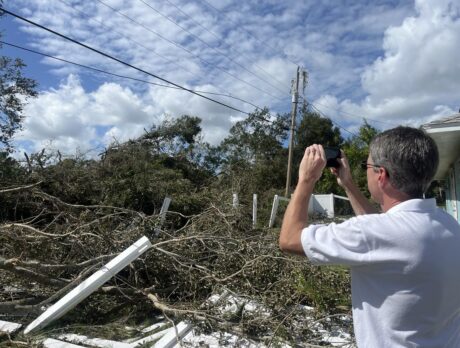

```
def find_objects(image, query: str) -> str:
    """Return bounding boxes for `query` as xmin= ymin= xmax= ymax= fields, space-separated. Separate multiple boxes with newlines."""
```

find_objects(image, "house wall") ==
xmin=445 ymin=158 xmax=460 ymax=222
xmin=455 ymin=158 xmax=460 ymax=222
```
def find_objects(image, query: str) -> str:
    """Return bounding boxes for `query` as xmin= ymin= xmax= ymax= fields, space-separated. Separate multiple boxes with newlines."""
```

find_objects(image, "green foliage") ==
xmin=0 ymin=151 xmax=25 ymax=184
xmin=0 ymin=152 xmax=29 ymax=221
xmin=342 ymin=120 xmax=380 ymax=197
xmin=295 ymin=265 xmax=351 ymax=313
xmin=0 ymin=41 xmax=38 ymax=152
xmin=142 ymin=114 xmax=202 ymax=155
xmin=221 ymin=108 xmax=289 ymax=164
xmin=219 ymin=108 xmax=289 ymax=193
xmin=295 ymin=107 xmax=343 ymax=151
xmin=7 ymin=116 xmax=215 ymax=227
xmin=98 ymin=142 xmax=211 ymax=217
xmin=36 ymin=156 xmax=100 ymax=205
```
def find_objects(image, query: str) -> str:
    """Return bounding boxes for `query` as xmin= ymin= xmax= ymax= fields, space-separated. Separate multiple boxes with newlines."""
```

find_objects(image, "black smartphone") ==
xmin=324 ymin=147 xmax=341 ymax=168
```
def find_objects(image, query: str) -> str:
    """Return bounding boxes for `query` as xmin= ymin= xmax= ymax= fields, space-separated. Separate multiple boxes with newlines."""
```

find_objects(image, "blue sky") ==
xmin=1 ymin=0 xmax=460 ymax=156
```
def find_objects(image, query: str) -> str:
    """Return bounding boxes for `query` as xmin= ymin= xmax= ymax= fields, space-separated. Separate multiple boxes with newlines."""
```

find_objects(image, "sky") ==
xmin=1 ymin=0 xmax=460 ymax=157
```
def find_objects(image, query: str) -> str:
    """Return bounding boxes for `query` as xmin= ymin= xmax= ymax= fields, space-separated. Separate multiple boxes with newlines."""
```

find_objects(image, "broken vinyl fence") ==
xmin=232 ymin=192 xmax=350 ymax=228
xmin=3 ymin=319 xmax=194 ymax=348
xmin=24 ymin=236 xmax=152 ymax=334
xmin=232 ymin=193 xmax=258 ymax=227
xmin=268 ymin=193 xmax=350 ymax=228
xmin=0 ymin=195 xmax=222 ymax=348
xmin=1 ymin=234 xmax=197 ymax=348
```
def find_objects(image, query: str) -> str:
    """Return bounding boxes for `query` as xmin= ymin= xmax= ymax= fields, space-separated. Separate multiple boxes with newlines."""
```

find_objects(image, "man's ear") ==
xmin=377 ymin=166 xmax=391 ymax=188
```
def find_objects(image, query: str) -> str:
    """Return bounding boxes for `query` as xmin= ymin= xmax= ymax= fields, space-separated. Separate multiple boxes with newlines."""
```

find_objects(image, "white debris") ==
xmin=0 ymin=320 xmax=22 ymax=334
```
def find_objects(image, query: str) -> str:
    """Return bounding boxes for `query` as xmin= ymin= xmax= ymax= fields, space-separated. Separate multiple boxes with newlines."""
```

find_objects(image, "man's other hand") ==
xmin=299 ymin=144 xmax=326 ymax=184
xmin=330 ymin=151 xmax=353 ymax=188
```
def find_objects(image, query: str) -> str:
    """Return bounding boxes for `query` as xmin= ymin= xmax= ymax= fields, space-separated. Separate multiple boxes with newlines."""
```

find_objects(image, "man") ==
xmin=279 ymin=127 xmax=460 ymax=347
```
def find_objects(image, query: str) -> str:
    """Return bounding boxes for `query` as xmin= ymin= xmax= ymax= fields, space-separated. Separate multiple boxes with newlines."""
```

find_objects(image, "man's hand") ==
xmin=330 ymin=151 xmax=353 ymax=188
xmin=280 ymin=144 xmax=326 ymax=255
xmin=299 ymin=144 xmax=327 ymax=184
xmin=330 ymin=151 xmax=378 ymax=215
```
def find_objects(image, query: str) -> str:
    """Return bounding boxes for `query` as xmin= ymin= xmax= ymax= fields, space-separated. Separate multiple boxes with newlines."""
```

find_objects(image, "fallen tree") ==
xmin=0 ymin=181 xmax=352 ymax=347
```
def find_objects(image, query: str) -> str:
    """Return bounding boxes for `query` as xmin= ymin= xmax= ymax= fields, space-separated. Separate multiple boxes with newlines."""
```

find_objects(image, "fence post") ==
xmin=252 ymin=194 xmax=257 ymax=228
xmin=329 ymin=193 xmax=335 ymax=218
xmin=232 ymin=193 xmax=239 ymax=208
xmin=159 ymin=197 xmax=171 ymax=226
xmin=269 ymin=195 xmax=280 ymax=228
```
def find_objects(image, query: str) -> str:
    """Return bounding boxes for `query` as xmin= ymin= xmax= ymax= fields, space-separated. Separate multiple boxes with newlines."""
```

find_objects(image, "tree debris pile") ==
xmin=0 ymin=111 xmax=362 ymax=346
xmin=0 ymin=184 xmax=352 ymax=346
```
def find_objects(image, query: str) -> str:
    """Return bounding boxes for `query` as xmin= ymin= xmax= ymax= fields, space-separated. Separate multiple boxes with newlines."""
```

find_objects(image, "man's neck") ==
xmin=380 ymin=191 xmax=413 ymax=213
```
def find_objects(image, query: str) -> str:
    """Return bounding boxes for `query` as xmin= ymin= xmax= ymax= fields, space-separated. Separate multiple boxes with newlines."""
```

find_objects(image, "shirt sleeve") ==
xmin=301 ymin=217 xmax=372 ymax=266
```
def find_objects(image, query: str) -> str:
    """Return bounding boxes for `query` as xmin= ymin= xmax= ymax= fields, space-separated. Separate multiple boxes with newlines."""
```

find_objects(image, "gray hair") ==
xmin=369 ymin=126 xmax=439 ymax=198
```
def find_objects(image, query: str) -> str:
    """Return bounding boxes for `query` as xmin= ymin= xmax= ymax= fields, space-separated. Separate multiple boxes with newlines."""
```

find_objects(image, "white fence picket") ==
xmin=24 ymin=236 xmax=152 ymax=334
xmin=252 ymin=194 xmax=257 ymax=227
xmin=151 ymin=322 xmax=193 ymax=348
xmin=232 ymin=193 xmax=239 ymax=208
xmin=159 ymin=197 xmax=172 ymax=226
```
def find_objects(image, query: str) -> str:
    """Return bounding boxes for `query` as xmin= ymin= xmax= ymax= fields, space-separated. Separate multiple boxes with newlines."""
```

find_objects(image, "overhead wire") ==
xmin=0 ymin=7 xmax=251 ymax=116
xmin=137 ymin=0 xmax=289 ymax=96
xmin=63 ymin=1 xmax=374 ymax=133
xmin=0 ymin=40 xmax=264 ymax=110
xmin=196 ymin=0 xmax=300 ymax=68
xmin=3 ymin=7 xmax=370 ymax=137
xmin=94 ymin=0 xmax=284 ymax=102
xmin=311 ymin=101 xmax=398 ymax=127
xmin=0 ymin=39 xmax=287 ymax=129
xmin=295 ymin=90 xmax=397 ymax=129
xmin=309 ymin=103 xmax=360 ymax=138
xmin=143 ymin=0 xmax=292 ymax=95
xmin=160 ymin=0 xmax=395 ymax=130
xmin=56 ymin=0 xmax=197 ymax=81
xmin=56 ymin=0 xmax=263 ymax=112
xmin=192 ymin=0 xmax=390 ymax=130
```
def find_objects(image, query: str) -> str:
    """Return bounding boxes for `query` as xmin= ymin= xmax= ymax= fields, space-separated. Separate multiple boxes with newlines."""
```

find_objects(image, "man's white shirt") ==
xmin=301 ymin=199 xmax=460 ymax=347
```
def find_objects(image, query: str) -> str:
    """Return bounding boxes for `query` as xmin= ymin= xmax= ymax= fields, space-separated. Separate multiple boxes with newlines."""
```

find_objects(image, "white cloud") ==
xmin=88 ymin=83 xmax=150 ymax=125
xmin=313 ymin=0 xmax=460 ymax=132
xmin=10 ymin=0 xmax=459 ymax=154
xmin=17 ymin=75 xmax=154 ymax=154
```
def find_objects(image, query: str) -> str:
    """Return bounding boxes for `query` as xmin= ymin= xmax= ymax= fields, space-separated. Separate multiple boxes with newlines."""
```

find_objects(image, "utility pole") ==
xmin=285 ymin=66 xmax=300 ymax=197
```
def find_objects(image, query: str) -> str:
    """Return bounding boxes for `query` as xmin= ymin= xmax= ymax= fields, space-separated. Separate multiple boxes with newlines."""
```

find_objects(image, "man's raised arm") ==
xmin=279 ymin=144 xmax=326 ymax=255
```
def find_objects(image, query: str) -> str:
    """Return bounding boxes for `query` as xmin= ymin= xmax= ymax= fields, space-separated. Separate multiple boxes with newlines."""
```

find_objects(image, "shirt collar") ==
xmin=386 ymin=198 xmax=437 ymax=214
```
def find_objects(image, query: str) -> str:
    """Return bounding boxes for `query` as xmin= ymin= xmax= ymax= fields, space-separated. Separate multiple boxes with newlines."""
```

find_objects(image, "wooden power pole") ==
xmin=285 ymin=67 xmax=300 ymax=197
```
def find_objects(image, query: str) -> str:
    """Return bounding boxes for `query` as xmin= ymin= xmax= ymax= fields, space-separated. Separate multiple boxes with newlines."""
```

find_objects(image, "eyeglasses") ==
xmin=360 ymin=160 xmax=390 ymax=177
xmin=360 ymin=160 xmax=382 ymax=171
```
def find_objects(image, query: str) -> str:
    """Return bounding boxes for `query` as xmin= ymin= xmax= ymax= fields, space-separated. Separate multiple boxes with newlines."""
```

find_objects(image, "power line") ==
xmin=0 ymin=7 xmax=252 ymax=116
xmin=56 ymin=0 xmax=260 ymax=111
xmin=0 ymin=39 xmax=287 ymax=129
xmin=56 ymin=0 xmax=196 ymax=80
xmin=310 ymin=104 xmax=360 ymax=138
xmin=153 ymin=0 xmax=292 ymax=94
xmin=0 ymin=40 xmax=264 ymax=110
xmin=311 ymin=100 xmax=398 ymax=126
xmin=137 ymin=0 xmax=289 ymax=96
xmin=94 ymin=0 xmax=283 ymax=102
xmin=196 ymin=0 xmax=300 ymax=68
